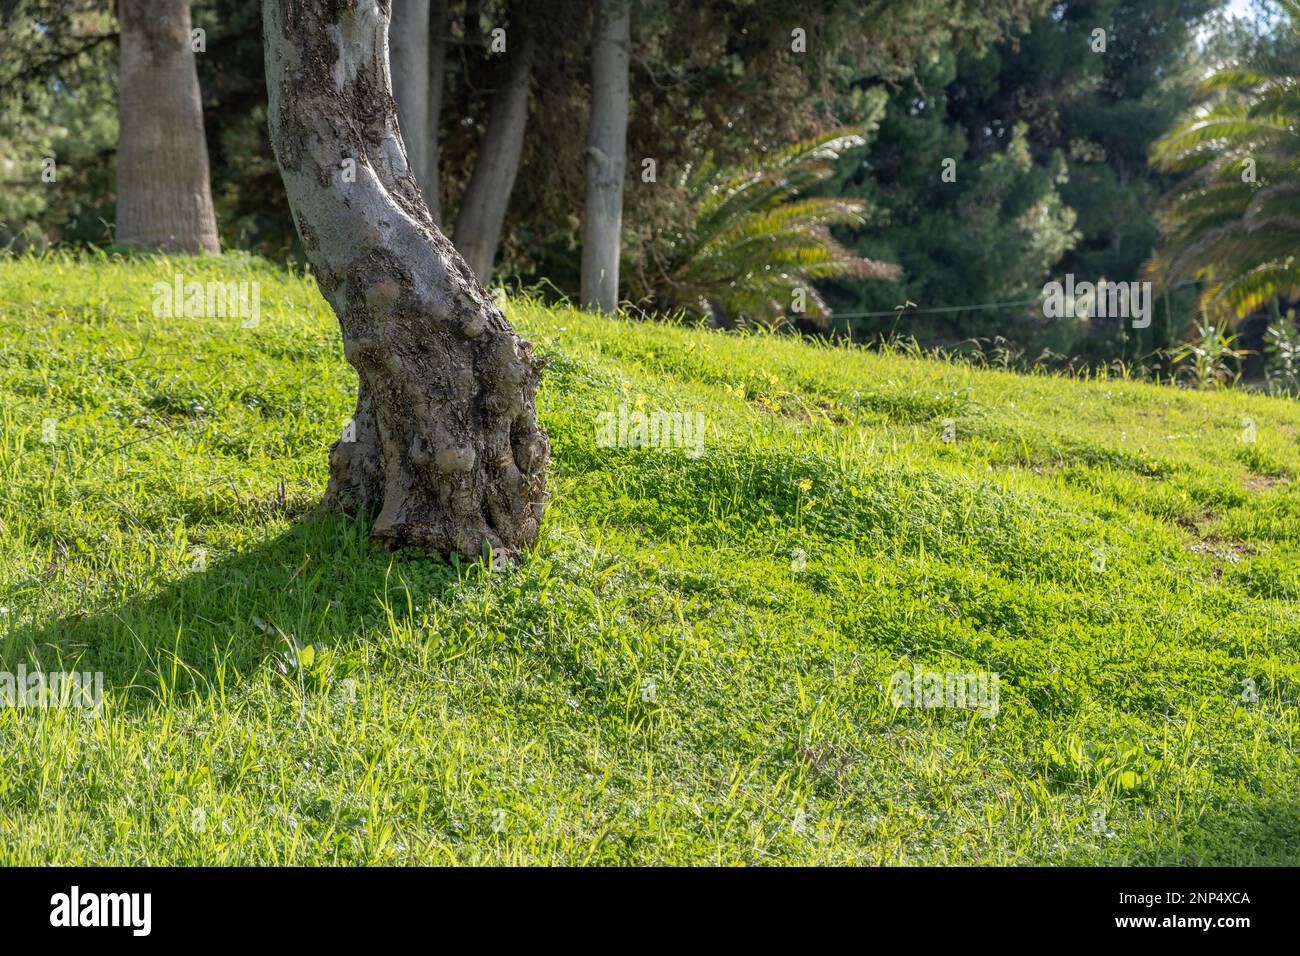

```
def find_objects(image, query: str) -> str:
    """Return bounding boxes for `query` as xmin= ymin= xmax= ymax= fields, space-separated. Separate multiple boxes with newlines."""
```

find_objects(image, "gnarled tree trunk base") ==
xmin=266 ymin=0 xmax=549 ymax=563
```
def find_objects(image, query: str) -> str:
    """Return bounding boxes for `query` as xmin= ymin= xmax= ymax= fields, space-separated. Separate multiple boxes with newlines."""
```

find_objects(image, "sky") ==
xmin=1225 ymin=0 xmax=1283 ymax=21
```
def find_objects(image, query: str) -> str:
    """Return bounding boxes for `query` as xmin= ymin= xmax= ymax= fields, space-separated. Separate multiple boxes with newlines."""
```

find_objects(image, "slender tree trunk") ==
xmin=426 ymin=0 xmax=448 ymax=223
xmin=263 ymin=0 xmax=549 ymax=561
xmin=115 ymin=0 xmax=220 ymax=254
xmin=580 ymin=0 xmax=630 ymax=313
xmin=452 ymin=9 xmax=535 ymax=283
xmin=390 ymin=0 xmax=430 ymax=195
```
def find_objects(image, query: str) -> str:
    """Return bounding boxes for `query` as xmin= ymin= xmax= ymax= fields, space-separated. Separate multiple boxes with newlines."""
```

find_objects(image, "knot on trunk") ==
xmin=433 ymin=444 xmax=476 ymax=474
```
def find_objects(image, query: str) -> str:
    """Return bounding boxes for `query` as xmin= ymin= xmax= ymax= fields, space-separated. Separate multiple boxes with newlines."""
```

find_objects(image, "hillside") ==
xmin=0 ymin=254 xmax=1297 ymax=864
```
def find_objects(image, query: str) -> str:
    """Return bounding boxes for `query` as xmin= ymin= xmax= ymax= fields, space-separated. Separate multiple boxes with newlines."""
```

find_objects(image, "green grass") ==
xmin=0 ymin=251 xmax=1297 ymax=865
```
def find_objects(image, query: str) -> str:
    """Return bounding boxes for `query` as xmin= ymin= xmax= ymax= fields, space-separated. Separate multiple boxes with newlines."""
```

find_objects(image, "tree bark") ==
xmin=426 ymin=0 xmax=447 ymax=224
xmin=263 ymin=0 xmax=550 ymax=562
xmin=115 ymin=0 xmax=220 ymax=255
xmin=452 ymin=6 xmax=535 ymax=284
xmin=580 ymin=0 xmax=630 ymax=313
xmin=389 ymin=0 xmax=429 ymax=196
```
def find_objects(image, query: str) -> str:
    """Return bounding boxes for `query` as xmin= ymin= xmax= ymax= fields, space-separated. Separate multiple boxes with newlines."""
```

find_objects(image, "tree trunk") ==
xmin=426 ymin=0 xmax=448 ymax=224
xmin=115 ymin=0 xmax=220 ymax=254
xmin=580 ymin=0 xmax=630 ymax=313
xmin=389 ymin=0 xmax=429 ymax=196
xmin=452 ymin=8 xmax=535 ymax=284
xmin=263 ymin=0 xmax=550 ymax=562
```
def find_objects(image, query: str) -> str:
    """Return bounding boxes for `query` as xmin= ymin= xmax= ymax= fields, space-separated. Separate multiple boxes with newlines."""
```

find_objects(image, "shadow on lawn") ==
xmin=1135 ymin=795 xmax=1300 ymax=866
xmin=4 ymin=514 xmax=463 ymax=710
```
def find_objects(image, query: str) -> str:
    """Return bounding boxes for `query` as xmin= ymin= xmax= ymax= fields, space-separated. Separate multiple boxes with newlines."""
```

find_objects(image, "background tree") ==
xmin=453 ymin=0 xmax=536 ymax=281
xmin=115 ymin=0 xmax=219 ymax=253
xmin=0 ymin=0 xmax=117 ymax=250
xmin=1150 ymin=0 xmax=1300 ymax=325
xmin=513 ymin=0 xmax=1046 ymax=307
xmin=581 ymin=0 xmax=630 ymax=312
xmin=263 ymin=0 xmax=549 ymax=561
xmin=3 ymin=0 xmax=1048 ymax=279
xmin=426 ymin=0 xmax=448 ymax=221
xmin=821 ymin=0 xmax=1219 ymax=364
xmin=820 ymin=53 xmax=1078 ymax=350
xmin=390 ymin=0 xmax=432 ymax=200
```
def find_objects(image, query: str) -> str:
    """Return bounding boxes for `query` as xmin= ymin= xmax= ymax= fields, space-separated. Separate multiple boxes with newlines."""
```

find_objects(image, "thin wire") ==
xmin=830 ymin=282 xmax=1199 ymax=321
xmin=831 ymin=298 xmax=1044 ymax=319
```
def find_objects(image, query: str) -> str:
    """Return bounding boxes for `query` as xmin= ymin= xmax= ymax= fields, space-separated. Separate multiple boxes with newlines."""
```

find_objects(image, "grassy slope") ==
xmin=0 ymin=253 xmax=1297 ymax=865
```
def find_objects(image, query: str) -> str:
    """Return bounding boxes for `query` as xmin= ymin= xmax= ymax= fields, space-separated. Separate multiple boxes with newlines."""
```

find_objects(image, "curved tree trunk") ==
xmin=580 ymin=0 xmax=630 ymax=313
xmin=390 ymin=0 xmax=430 ymax=195
xmin=263 ymin=0 xmax=549 ymax=562
xmin=452 ymin=5 xmax=535 ymax=283
xmin=426 ymin=0 xmax=448 ymax=224
xmin=115 ymin=0 xmax=220 ymax=254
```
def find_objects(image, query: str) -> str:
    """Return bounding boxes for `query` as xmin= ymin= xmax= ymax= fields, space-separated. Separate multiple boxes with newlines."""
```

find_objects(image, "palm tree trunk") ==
xmin=263 ymin=0 xmax=550 ymax=561
xmin=115 ymin=0 xmax=220 ymax=254
xmin=580 ymin=0 xmax=630 ymax=312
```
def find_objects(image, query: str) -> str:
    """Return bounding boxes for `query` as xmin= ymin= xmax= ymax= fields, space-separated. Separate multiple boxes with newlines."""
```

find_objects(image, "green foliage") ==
xmin=1 ymin=254 xmax=1298 ymax=864
xmin=0 ymin=1 xmax=118 ymax=250
xmin=519 ymin=0 xmax=1046 ymax=296
xmin=1150 ymin=0 xmax=1300 ymax=322
xmin=822 ymin=57 xmax=1079 ymax=346
xmin=633 ymin=128 xmax=899 ymax=328
xmin=1170 ymin=320 xmax=1252 ymax=388
xmin=825 ymin=0 xmax=1216 ymax=366
xmin=1263 ymin=308 xmax=1300 ymax=395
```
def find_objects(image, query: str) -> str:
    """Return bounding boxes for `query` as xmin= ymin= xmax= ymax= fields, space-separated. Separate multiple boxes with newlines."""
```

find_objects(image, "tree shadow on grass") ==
xmin=1129 ymin=795 xmax=1300 ymax=866
xmin=3 ymin=514 xmax=462 ymax=712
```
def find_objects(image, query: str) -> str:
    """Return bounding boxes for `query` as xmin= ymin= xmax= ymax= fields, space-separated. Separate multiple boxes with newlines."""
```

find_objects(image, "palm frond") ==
xmin=651 ymin=127 xmax=897 ymax=328
xmin=1148 ymin=4 xmax=1300 ymax=323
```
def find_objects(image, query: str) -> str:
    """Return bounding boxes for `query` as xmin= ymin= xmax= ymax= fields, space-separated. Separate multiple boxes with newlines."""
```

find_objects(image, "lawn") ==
xmin=0 ymin=252 xmax=1297 ymax=864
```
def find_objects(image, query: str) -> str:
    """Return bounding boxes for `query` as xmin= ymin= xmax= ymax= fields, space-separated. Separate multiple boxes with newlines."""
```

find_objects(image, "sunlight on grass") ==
xmin=0 ymin=253 xmax=1297 ymax=864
